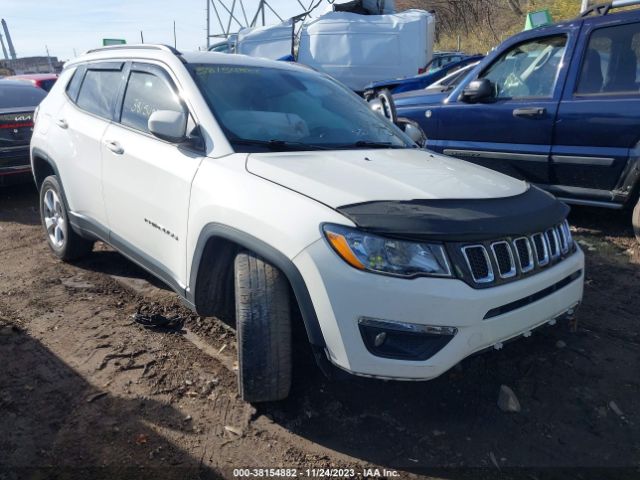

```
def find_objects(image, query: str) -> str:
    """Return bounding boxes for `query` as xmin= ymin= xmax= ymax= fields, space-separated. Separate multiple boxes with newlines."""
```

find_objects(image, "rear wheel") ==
xmin=633 ymin=199 xmax=640 ymax=243
xmin=234 ymin=251 xmax=292 ymax=402
xmin=39 ymin=176 xmax=93 ymax=261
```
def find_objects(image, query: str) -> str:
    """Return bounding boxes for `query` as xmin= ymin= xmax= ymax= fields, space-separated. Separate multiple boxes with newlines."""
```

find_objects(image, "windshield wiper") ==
xmin=230 ymin=138 xmax=331 ymax=151
xmin=337 ymin=140 xmax=408 ymax=150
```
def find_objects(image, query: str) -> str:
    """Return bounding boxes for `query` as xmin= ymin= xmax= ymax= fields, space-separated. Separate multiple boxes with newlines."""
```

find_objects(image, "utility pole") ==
xmin=140 ymin=31 xmax=144 ymax=43
xmin=173 ymin=20 xmax=177 ymax=48
xmin=581 ymin=0 xmax=590 ymax=13
xmin=45 ymin=45 xmax=54 ymax=72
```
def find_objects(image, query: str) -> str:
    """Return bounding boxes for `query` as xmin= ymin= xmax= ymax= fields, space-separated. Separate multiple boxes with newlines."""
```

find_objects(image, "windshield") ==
xmin=189 ymin=64 xmax=412 ymax=152
xmin=0 ymin=84 xmax=47 ymax=109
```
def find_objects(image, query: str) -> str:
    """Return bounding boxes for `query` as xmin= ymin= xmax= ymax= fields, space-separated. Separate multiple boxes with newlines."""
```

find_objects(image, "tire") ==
xmin=633 ymin=199 xmax=640 ymax=243
xmin=234 ymin=251 xmax=292 ymax=402
xmin=39 ymin=175 xmax=93 ymax=261
xmin=377 ymin=88 xmax=398 ymax=124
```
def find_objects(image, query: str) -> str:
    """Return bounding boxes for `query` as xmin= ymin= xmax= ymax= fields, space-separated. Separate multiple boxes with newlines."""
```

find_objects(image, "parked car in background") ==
xmin=0 ymin=80 xmax=47 ymax=185
xmin=7 ymin=73 xmax=59 ymax=92
xmin=425 ymin=51 xmax=472 ymax=74
xmin=424 ymin=61 xmax=480 ymax=94
xmin=31 ymin=45 xmax=584 ymax=402
xmin=368 ymin=62 xmax=480 ymax=125
xmin=389 ymin=1 xmax=640 ymax=236
xmin=364 ymin=55 xmax=484 ymax=98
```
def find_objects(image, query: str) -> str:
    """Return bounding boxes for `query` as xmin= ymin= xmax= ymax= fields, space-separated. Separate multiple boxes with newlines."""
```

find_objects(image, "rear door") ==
xmin=101 ymin=62 xmax=203 ymax=291
xmin=433 ymin=29 xmax=577 ymax=185
xmin=552 ymin=14 xmax=640 ymax=196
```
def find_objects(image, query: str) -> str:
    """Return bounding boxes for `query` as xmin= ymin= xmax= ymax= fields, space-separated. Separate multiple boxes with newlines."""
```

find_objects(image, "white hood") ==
xmin=246 ymin=149 xmax=528 ymax=208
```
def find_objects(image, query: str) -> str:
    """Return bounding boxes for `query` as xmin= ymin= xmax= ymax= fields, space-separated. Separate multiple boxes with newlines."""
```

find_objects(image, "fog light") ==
xmin=374 ymin=332 xmax=387 ymax=347
xmin=358 ymin=317 xmax=457 ymax=361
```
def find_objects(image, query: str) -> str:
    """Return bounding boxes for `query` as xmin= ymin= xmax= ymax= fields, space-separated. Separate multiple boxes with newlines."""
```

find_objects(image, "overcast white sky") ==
xmin=1 ymin=0 xmax=333 ymax=61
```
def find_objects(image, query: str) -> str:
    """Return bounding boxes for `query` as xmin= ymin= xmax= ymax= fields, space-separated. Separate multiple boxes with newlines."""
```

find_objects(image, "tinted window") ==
xmin=0 ymin=84 xmax=47 ymax=109
xmin=65 ymin=68 xmax=84 ymax=101
xmin=481 ymin=35 xmax=567 ymax=99
xmin=576 ymin=23 xmax=640 ymax=95
xmin=76 ymin=69 xmax=123 ymax=119
xmin=39 ymin=79 xmax=57 ymax=92
xmin=120 ymin=70 xmax=182 ymax=133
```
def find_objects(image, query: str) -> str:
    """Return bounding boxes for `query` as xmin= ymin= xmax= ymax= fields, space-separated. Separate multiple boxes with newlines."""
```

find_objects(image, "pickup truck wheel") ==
xmin=39 ymin=176 xmax=93 ymax=261
xmin=234 ymin=252 xmax=292 ymax=402
xmin=633 ymin=199 xmax=640 ymax=243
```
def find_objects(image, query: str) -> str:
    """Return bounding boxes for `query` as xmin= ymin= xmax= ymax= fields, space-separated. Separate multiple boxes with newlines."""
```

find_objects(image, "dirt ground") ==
xmin=1 ymin=184 xmax=639 ymax=480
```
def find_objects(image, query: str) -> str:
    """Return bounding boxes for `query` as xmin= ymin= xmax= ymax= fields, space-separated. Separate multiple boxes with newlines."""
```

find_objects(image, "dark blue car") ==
xmin=394 ymin=0 xmax=640 ymax=223
xmin=364 ymin=54 xmax=484 ymax=97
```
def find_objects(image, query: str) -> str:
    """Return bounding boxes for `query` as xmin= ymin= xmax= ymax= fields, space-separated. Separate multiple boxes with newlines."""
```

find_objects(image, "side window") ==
xmin=76 ymin=68 xmax=123 ymax=119
xmin=65 ymin=67 xmax=84 ymax=101
xmin=120 ymin=70 xmax=182 ymax=133
xmin=480 ymin=35 xmax=567 ymax=99
xmin=576 ymin=23 xmax=640 ymax=96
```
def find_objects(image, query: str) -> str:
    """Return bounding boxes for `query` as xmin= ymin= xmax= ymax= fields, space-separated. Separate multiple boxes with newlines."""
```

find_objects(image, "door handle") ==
xmin=55 ymin=118 xmax=68 ymax=129
xmin=104 ymin=140 xmax=124 ymax=155
xmin=513 ymin=107 xmax=546 ymax=119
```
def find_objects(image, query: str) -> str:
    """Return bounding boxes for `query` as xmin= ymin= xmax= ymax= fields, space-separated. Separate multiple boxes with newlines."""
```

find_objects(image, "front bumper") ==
xmin=293 ymin=238 xmax=585 ymax=380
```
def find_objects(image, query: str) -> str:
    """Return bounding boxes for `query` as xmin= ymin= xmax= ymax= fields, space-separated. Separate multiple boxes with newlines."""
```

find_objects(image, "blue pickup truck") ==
xmin=391 ymin=1 xmax=640 ymax=238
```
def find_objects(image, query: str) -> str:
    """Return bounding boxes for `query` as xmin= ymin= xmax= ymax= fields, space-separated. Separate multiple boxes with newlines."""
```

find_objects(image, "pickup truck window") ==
xmin=480 ymin=35 xmax=567 ymax=99
xmin=576 ymin=23 xmax=640 ymax=96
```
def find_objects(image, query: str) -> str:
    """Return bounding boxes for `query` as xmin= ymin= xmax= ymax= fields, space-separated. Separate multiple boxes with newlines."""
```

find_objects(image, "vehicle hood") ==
xmin=365 ymin=72 xmax=436 ymax=91
xmin=393 ymin=90 xmax=448 ymax=108
xmin=246 ymin=149 xmax=528 ymax=209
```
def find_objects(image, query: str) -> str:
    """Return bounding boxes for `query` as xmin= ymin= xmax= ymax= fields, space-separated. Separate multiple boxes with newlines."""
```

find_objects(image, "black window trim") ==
xmin=573 ymin=19 xmax=640 ymax=99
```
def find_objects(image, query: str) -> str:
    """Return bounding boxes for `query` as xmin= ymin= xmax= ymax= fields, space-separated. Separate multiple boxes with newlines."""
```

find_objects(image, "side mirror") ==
xmin=461 ymin=78 xmax=494 ymax=103
xmin=397 ymin=118 xmax=427 ymax=148
xmin=148 ymin=110 xmax=187 ymax=143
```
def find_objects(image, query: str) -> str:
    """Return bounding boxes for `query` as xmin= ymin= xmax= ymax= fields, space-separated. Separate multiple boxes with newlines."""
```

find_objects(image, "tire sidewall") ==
xmin=40 ymin=176 xmax=70 ymax=257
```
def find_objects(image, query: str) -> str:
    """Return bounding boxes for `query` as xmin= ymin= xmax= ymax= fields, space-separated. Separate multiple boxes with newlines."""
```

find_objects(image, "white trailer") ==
xmin=234 ymin=3 xmax=435 ymax=91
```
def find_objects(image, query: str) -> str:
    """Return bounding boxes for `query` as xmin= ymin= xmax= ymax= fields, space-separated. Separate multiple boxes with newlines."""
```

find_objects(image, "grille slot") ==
xmin=532 ymin=233 xmax=550 ymax=266
xmin=461 ymin=246 xmax=494 ymax=283
xmin=546 ymin=228 xmax=560 ymax=259
xmin=513 ymin=237 xmax=534 ymax=273
xmin=491 ymin=241 xmax=516 ymax=278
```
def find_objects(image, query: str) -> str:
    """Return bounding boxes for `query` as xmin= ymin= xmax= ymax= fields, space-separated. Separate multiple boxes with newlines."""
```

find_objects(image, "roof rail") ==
xmin=84 ymin=44 xmax=182 ymax=56
xmin=581 ymin=0 xmax=640 ymax=17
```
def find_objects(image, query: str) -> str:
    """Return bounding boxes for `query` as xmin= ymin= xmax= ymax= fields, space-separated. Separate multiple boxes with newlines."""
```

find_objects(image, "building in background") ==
xmin=0 ymin=56 xmax=63 ymax=75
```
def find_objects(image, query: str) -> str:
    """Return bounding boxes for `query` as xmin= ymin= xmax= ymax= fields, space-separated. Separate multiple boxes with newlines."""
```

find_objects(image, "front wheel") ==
xmin=234 ymin=251 xmax=292 ymax=402
xmin=39 ymin=176 xmax=93 ymax=261
xmin=633 ymin=198 xmax=640 ymax=243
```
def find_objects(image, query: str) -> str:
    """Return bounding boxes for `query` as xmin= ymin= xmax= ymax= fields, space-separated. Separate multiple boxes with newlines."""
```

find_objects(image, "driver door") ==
xmin=434 ymin=31 xmax=576 ymax=185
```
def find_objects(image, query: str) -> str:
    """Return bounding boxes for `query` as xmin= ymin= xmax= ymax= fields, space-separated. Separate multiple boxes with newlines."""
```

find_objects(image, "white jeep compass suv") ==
xmin=31 ymin=45 xmax=584 ymax=402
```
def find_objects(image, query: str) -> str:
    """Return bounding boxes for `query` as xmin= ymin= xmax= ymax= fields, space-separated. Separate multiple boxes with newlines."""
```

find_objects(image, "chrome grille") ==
xmin=459 ymin=222 xmax=575 ymax=287
xmin=546 ymin=228 xmax=560 ymax=259
xmin=491 ymin=241 xmax=516 ymax=278
xmin=532 ymin=233 xmax=550 ymax=266
xmin=513 ymin=237 xmax=534 ymax=273
xmin=461 ymin=245 xmax=494 ymax=283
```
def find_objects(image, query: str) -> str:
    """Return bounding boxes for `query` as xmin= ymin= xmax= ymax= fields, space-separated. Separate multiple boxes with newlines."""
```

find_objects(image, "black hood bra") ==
xmin=336 ymin=185 xmax=570 ymax=242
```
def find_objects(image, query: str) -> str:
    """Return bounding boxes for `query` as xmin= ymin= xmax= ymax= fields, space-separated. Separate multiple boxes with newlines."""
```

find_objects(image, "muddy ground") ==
xmin=1 ymin=184 xmax=639 ymax=480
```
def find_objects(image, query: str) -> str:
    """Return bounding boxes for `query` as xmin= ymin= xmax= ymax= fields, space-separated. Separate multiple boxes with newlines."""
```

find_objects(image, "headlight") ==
xmin=323 ymin=224 xmax=452 ymax=278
